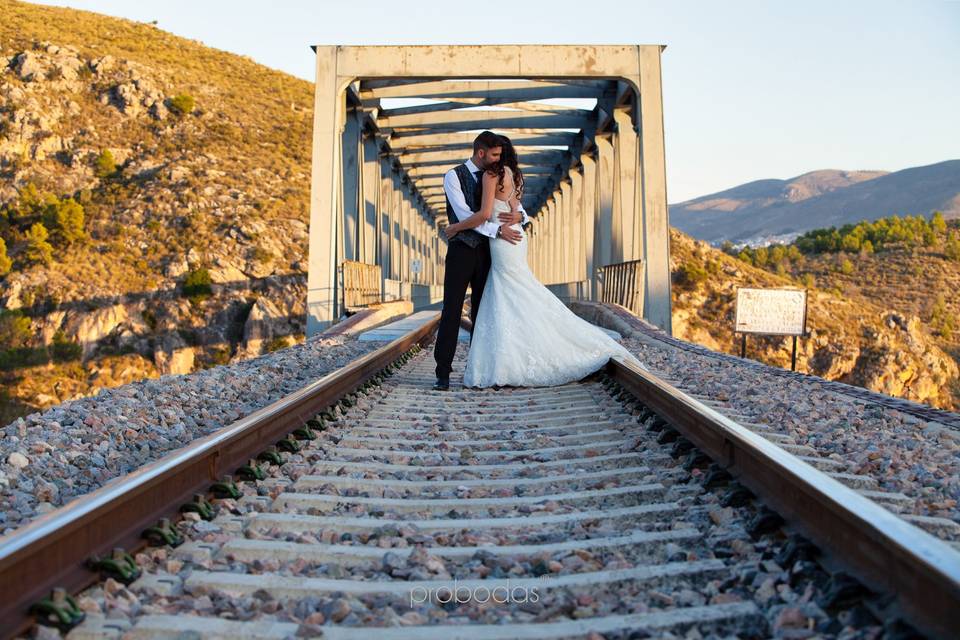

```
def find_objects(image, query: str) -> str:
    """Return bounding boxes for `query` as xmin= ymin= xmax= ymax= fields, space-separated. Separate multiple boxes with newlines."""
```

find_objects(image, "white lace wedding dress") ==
xmin=462 ymin=197 xmax=647 ymax=388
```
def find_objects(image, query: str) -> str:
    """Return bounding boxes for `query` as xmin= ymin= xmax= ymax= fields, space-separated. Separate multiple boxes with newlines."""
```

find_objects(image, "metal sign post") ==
xmin=734 ymin=287 xmax=808 ymax=372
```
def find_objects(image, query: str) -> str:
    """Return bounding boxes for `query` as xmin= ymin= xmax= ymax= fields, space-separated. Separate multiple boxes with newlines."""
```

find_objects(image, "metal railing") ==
xmin=0 ymin=315 xmax=440 ymax=636
xmin=607 ymin=355 xmax=960 ymax=638
xmin=599 ymin=259 xmax=645 ymax=317
xmin=342 ymin=261 xmax=382 ymax=311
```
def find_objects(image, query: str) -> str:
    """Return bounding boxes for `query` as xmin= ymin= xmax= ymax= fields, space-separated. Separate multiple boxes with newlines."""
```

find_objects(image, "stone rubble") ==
xmin=0 ymin=334 xmax=379 ymax=536
xmin=619 ymin=334 xmax=960 ymax=541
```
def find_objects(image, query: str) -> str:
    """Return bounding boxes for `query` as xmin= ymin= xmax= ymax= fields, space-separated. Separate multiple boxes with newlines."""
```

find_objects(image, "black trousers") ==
xmin=434 ymin=238 xmax=491 ymax=380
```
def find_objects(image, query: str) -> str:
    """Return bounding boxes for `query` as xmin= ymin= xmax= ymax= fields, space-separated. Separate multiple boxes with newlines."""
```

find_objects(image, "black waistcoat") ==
xmin=445 ymin=163 xmax=487 ymax=249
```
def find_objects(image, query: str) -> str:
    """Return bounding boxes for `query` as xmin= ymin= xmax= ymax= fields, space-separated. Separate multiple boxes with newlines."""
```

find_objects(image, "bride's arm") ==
xmin=446 ymin=171 xmax=497 ymax=235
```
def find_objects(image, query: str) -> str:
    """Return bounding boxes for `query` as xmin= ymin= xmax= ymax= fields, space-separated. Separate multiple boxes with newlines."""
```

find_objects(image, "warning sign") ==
xmin=735 ymin=288 xmax=807 ymax=336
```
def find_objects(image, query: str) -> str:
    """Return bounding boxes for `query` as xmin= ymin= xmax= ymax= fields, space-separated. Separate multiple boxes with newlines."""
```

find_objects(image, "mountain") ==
xmin=670 ymin=161 xmax=960 ymax=245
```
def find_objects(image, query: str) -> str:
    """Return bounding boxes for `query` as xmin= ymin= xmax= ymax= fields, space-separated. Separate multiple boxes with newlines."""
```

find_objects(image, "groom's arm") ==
xmin=444 ymin=169 xmax=500 ymax=239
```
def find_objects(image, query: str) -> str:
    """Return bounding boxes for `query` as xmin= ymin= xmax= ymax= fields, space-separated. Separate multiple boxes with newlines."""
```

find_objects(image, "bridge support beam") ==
xmin=580 ymin=154 xmax=597 ymax=300
xmin=638 ymin=46 xmax=672 ymax=332
xmin=595 ymin=135 xmax=615 ymax=294
xmin=360 ymin=133 xmax=379 ymax=265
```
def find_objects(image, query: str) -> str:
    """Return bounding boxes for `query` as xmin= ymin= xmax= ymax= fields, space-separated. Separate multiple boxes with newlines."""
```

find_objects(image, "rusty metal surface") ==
xmin=0 ymin=313 xmax=439 ymax=637
xmin=607 ymin=355 xmax=960 ymax=639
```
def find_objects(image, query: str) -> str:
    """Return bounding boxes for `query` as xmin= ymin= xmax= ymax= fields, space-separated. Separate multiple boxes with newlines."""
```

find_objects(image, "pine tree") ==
xmin=931 ymin=211 xmax=947 ymax=235
xmin=945 ymin=231 xmax=960 ymax=262
xmin=23 ymin=222 xmax=54 ymax=266
xmin=0 ymin=237 xmax=11 ymax=277
xmin=95 ymin=149 xmax=117 ymax=178
xmin=43 ymin=198 xmax=85 ymax=245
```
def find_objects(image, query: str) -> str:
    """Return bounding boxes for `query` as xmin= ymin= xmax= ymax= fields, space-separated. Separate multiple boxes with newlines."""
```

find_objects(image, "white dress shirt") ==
xmin=443 ymin=157 xmax=530 ymax=239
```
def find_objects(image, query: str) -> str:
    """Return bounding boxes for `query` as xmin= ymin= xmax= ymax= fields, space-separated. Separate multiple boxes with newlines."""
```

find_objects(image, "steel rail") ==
xmin=0 ymin=313 xmax=440 ymax=637
xmin=607 ymin=355 xmax=960 ymax=639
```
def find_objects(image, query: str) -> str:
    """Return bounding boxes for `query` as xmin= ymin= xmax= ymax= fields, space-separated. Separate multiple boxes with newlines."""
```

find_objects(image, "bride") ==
xmin=444 ymin=135 xmax=647 ymax=388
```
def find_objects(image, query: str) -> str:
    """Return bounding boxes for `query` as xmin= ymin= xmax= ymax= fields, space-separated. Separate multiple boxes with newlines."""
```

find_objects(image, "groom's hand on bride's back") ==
xmin=498 ymin=211 xmax=522 ymax=225
xmin=499 ymin=225 xmax=522 ymax=244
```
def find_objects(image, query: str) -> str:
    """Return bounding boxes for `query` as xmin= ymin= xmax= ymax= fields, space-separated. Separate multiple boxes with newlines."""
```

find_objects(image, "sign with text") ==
xmin=735 ymin=287 xmax=808 ymax=336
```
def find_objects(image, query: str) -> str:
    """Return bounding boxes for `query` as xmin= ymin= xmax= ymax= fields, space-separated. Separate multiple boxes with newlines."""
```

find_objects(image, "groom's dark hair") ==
xmin=473 ymin=131 xmax=502 ymax=153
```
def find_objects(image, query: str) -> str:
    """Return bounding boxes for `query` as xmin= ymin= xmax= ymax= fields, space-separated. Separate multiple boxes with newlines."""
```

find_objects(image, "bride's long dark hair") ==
xmin=487 ymin=134 xmax=524 ymax=198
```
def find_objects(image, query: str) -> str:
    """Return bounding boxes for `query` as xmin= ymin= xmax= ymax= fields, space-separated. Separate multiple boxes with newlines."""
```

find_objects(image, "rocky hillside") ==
xmin=669 ymin=229 xmax=959 ymax=410
xmin=0 ymin=0 xmax=314 ymax=424
xmin=671 ymin=161 xmax=960 ymax=245
xmin=720 ymin=215 xmax=960 ymax=409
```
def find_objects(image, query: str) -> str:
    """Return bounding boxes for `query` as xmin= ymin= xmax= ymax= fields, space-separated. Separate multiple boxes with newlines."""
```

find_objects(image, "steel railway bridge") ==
xmin=304 ymin=45 xmax=672 ymax=335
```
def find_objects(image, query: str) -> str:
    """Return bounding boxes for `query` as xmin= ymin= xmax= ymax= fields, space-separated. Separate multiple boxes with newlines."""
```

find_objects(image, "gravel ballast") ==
xmin=0 ymin=334 xmax=380 ymax=536
xmin=604 ymin=322 xmax=960 ymax=544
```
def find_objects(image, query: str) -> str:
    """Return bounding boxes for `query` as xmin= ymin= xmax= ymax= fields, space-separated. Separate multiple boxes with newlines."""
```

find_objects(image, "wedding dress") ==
xmin=462 ymin=197 xmax=647 ymax=388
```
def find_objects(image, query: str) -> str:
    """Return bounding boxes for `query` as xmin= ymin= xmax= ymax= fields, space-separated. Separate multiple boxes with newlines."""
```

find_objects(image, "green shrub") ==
xmin=932 ymin=211 xmax=947 ymax=235
xmin=0 ymin=309 xmax=31 ymax=349
xmin=0 ymin=346 xmax=49 ymax=370
xmin=840 ymin=258 xmax=854 ymax=275
xmin=263 ymin=336 xmax=289 ymax=353
xmin=23 ymin=222 xmax=53 ymax=266
xmin=42 ymin=197 xmax=85 ymax=245
xmin=800 ymin=273 xmax=816 ymax=288
xmin=182 ymin=267 xmax=213 ymax=302
xmin=142 ymin=308 xmax=158 ymax=332
xmin=95 ymin=149 xmax=117 ymax=178
xmin=50 ymin=329 xmax=81 ymax=362
xmin=931 ymin=295 xmax=956 ymax=340
xmin=206 ymin=346 xmax=231 ymax=367
xmin=673 ymin=262 xmax=709 ymax=290
xmin=4 ymin=183 xmax=56 ymax=227
xmin=251 ymin=246 xmax=273 ymax=263
xmin=0 ymin=238 xmax=11 ymax=277
xmin=945 ymin=231 xmax=960 ymax=262
xmin=168 ymin=93 xmax=196 ymax=117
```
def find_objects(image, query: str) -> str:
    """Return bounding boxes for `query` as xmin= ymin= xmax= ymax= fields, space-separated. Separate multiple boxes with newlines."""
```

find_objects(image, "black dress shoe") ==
xmin=432 ymin=378 xmax=450 ymax=391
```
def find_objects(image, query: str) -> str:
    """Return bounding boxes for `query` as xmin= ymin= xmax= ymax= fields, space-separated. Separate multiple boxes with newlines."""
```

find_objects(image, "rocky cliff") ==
xmin=0 ymin=0 xmax=314 ymax=423
xmin=669 ymin=230 xmax=959 ymax=410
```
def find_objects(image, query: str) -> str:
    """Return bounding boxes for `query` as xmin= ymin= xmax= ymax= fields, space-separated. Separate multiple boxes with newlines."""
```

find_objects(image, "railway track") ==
xmin=2 ymin=314 xmax=959 ymax=639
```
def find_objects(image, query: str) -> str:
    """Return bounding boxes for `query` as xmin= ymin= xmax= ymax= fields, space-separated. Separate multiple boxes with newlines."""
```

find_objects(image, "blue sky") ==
xmin=29 ymin=0 xmax=960 ymax=202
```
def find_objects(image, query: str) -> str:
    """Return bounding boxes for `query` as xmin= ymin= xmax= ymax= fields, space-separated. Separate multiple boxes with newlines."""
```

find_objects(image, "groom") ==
xmin=432 ymin=131 xmax=529 ymax=391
